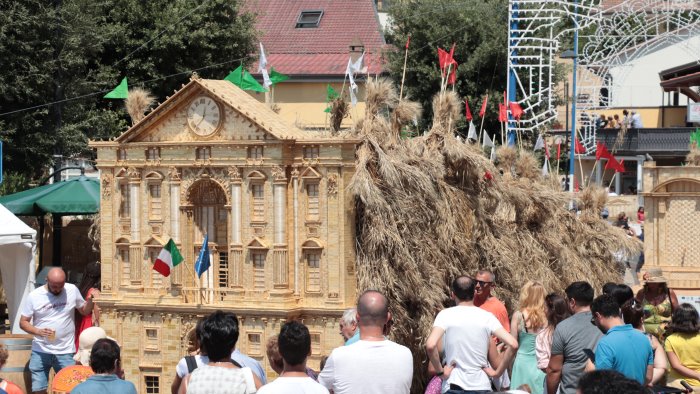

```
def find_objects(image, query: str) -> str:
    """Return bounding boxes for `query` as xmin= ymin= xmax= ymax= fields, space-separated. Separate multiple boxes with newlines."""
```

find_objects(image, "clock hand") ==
xmin=196 ymin=107 xmax=207 ymax=127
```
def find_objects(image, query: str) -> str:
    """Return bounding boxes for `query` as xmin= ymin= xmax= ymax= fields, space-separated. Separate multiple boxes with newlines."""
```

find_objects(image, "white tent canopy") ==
xmin=0 ymin=203 xmax=37 ymax=334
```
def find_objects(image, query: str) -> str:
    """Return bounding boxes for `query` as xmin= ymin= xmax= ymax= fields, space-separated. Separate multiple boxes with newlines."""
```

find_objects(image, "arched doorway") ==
xmin=186 ymin=179 xmax=228 ymax=298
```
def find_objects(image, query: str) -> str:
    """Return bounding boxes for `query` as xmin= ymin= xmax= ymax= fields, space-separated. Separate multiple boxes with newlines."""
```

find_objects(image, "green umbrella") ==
xmin=0 ymin=176 xmax=100 ymax=215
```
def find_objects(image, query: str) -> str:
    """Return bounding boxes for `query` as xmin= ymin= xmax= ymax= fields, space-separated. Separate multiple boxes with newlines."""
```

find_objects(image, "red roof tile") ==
xmin=248 ymin=0 xmax=386 ymax=76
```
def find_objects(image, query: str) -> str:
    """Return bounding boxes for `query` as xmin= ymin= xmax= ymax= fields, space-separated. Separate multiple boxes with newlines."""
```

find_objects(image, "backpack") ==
xmin=185 ymin=356 xmax=243 ymax=373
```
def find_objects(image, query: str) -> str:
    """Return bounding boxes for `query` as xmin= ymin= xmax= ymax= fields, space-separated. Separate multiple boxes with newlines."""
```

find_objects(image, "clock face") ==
xmin=187 ymin=96 xmax=222 ymax=136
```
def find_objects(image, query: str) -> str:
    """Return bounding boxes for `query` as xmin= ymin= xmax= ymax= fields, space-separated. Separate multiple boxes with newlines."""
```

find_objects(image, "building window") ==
xmin=251 ymin=184 xmax=265 ymax=221
xmin=119 ymin=183 xmax=130 ymax=219
xmin=248 ymin=333 xmax=262 ymax=355
xmin=303 ymin=146 xmax=319 ymax=159
xmin=306 ymin=183 xmax=319 ymax=221
xmin=148 ymin=248 xmax=163 ymax=288
xmin=252 ymin=252 xmax=265 ymax=290
xmin=144 ymin=375 xmax=159 ymax=394
xmin=144 ymin=328 xmax=159 ymax=351
xmin=218 ymin=251 xmax=229 ymax=287
xmin=310 ymin=333 xmax=321 ymax=355
xmin=148 ymin=184 xmax=161 ymax=220
xmin=195 ymin=147 xmax=211 ymax=160
xmin=117 ymin=245 xmax=130 ymax=286
xmin=145 ymin=147 xmax=160 ymax=161
xmin=296 ymin=10 xmax=323 ymax=28
xmin=117 ymin=148 xmax=127 ymax=161
xmin=305 ymin=252 xmax=321 ymax=292
xmin=248 ymin=146 xmax=263 ymax=160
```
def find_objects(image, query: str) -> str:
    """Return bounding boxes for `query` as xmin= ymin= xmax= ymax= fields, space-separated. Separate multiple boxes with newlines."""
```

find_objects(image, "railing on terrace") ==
xmin=551 ymin=127 xmax=695 ymax=156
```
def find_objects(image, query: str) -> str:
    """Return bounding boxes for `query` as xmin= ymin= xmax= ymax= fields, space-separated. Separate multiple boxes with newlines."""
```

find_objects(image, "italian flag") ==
xmin=153 ymin=239 xmax=183 ymax=277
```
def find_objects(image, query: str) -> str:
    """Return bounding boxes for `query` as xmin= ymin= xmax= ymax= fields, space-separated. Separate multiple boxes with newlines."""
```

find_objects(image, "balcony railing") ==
xmin=551 ymin=127 xmax=695 ymax=157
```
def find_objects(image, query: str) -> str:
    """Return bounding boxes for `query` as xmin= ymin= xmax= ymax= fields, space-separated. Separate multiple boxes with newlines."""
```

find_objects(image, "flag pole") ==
xmin=399 ymin=36 xmax=410 ymax=101
xmin=608 ymin=172 xmax=617 ymax=190
xmin=588 ymin=159 xmax=599 ymax=187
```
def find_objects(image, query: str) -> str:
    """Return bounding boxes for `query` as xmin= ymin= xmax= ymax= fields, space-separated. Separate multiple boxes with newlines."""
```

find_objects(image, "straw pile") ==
xmin=125 ymin=88 xmax=155 ymax=125
xmin=349 ymin=79 xmax=640 ymax=392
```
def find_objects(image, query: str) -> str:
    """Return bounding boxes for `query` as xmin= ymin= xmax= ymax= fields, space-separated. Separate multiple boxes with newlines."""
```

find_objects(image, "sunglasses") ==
xmin=476 ymin=280 xmax=493 ymax=286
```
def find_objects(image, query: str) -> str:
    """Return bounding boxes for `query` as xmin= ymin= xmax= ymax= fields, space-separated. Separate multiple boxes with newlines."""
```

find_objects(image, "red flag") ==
xmin=465 ymin=99 xmax=473 ymax=121
xmin=498 ymin=103 xmax=507 ymax=123
xmin=544 ymin=142 xmax=550 ymax=159
xmin=556 ymin=142 xmax=561 ymax=160
xmin=479 ymin=95 xmax=489 ymax=117
xmin=595 ymin=142 xmax=614 ymax=161
xmin=509 ymin=102 xmax=524 ymax=120
xmin=438 ymin=47 xmax=455 ymax=71
xmin=575 ymin=138 xmax=586 ymax=154
xmin=446 ymin=63 xmax=457 ymax=85
xmin=574 ymin=179 xmax=580 ymax=192
xmin=405 ymin=35 xmax=411 ymax=49
xmin=605 ymin=156 xmax=625 ymax=172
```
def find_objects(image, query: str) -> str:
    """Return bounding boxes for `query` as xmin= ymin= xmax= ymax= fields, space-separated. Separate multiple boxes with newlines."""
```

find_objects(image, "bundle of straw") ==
xmin=349 ymin=80 xmax=640 ymax=393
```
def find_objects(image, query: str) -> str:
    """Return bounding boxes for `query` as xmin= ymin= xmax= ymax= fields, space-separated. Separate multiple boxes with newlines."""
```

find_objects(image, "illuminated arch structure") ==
xmin=507 ymin=0 xmax=700 ymax=152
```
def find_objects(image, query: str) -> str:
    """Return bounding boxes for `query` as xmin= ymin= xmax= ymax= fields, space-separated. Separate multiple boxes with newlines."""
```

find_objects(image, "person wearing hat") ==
xmin=635 ymin=268 xmax=679 ymax=340
xmin=52 ymin=326 xmax=111 ymax=393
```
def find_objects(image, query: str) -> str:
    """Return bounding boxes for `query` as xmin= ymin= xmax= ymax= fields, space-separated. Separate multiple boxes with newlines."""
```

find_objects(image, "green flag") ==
xmin=690 ymin=128 xmax=700 ymax=147
xmin=241 ymin=70 xmax=267 ymax=92
xmin=224 ymin=65 xmax=244 ymax=86
xmin=104 ymin=77 xmax=129 ymax=99
xmin=269 ymin=67 xmax=289 ymax=85
xmin=225 ymin=65 xmax=267 ymax=92
xmin=324 ymin=84 xmax=339 ymax=113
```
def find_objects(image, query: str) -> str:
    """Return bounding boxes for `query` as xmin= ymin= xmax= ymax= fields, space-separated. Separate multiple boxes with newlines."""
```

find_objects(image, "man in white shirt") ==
xmin=258 ymin=321 xmax=328 ymax=394
xmin=631 ymin=112 xmax=644 ymax=128
xmin=318 ymin=290 xmax=413 ymax=394
xmin=426 ymin=276 xmax=518 ymax=393
xmin=19 ymin=268 xmax=95 ymax=394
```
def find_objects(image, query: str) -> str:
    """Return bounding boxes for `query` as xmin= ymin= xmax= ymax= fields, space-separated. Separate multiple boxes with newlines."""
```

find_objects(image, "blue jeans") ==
xmin=29 ymin=350 xmax=75 ymax=391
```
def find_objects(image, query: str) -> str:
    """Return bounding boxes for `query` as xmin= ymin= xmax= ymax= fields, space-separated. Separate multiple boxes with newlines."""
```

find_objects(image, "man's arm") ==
xmin=19 ymin=315 xmax=52 ymax=338
xmin=426 ymin=326 xmax=455 ymax=379
xmin=484 ymin=328 xmax=518 ymax=377
xmin=546 ymin=354 xmax=564 ymax=394
xmin=317 ymin=352 xmax=336 ymax=389
xmin=644 ymin=364 xmax=653 ymax=386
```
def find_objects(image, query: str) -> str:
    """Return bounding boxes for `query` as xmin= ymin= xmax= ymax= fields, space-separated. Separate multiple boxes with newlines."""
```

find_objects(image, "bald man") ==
xmin=20 ymin=268 xmax=95 ymax=394
xmin=318 ymin=290 xmax=413 ymax=394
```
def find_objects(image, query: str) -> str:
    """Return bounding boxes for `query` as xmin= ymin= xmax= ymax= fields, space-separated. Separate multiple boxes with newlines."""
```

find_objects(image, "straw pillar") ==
xmin=229 ymin=167 xmax=243 ymax=287
xmin=169 ymin=168 xmax=181 ymax=286
xmin=128 ymin=168 xmax=142 ymax=285
xmin=272 ymin=170 xmax=288 ymax=288
xmin=292 ymin=167 xmax=300 ymax=296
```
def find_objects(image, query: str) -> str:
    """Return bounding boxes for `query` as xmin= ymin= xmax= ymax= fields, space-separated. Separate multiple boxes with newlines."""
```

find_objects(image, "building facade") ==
xmin=89 ymin=76 xmax=358 ymax=392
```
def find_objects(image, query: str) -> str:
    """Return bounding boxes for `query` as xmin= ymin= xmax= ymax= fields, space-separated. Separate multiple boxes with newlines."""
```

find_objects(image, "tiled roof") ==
xmin=248 ymin=0 xmax=386 ymax=76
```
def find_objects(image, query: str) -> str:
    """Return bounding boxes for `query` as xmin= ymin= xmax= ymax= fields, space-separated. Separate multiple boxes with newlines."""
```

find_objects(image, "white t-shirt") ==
xmin=257 ymin=377 xmax=329 ymax=394
xmin=20 ymin=283 xmax=86 ymax=354
xmin=318 ymin=339 xmax=412 ymax=394
xmin=433 ymin=305 xmax=503 ymax=391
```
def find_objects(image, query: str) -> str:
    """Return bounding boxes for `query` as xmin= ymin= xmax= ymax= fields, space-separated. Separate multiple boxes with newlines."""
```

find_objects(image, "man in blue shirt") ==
xmin=72 ymin=338 xmax=136 ymax=394
xmin=590 ymin=294 xmax=653 ymax=385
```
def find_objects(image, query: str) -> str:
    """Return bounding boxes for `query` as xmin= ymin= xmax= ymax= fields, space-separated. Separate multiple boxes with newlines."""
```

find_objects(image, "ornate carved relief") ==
xmin=271 ymin=165 xmax=286 ymax=181
xmin=180 ymin=316 xmax=197 ymax=354
xmin=291 ymin=166 xmax=300 ymax=179
xmin=180 ymin=167 xmax=231 ymax=205
xmin=127 ymin=167 xmax=140 ymax=180
xmin=327 ymin=173 xmax=338 ymax=197
xmin=228 ymin=167 xmax=241 ymax=181
xmin=102 ymin=174 xmax=113 ymax=198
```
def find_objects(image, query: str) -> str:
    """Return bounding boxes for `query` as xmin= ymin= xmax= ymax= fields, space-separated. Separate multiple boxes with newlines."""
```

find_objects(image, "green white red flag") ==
xmin=153 ymin=238 xmax=183 ymax=277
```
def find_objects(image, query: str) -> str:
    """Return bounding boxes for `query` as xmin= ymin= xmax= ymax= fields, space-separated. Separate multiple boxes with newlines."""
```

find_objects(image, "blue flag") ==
xmin=195 ymin=234 xmax=210 ymax=278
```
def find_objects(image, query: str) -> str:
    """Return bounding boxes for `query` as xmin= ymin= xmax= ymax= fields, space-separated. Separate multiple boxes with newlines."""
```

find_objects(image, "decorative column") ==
xmin=636 ymin=155 xmax=645 ymax=207
xmin=168 ymin=167 xmax=182 ymax=286
xmin=271 ymin=165 xmax=288 ymax=288
xmin=291 ymin=167 xmax=300 ymax=296
xmin=127 ymin=167 xmax=142 ymax=284
xmin=228 ymin=167 xmax=243 ymax=287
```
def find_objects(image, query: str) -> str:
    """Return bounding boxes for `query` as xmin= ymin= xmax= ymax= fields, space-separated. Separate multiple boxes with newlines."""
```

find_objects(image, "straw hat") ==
xmin=73 ymin=327 xmax=114 ymax=365
xmin=645 ymin=268 xmax=667 ymax=284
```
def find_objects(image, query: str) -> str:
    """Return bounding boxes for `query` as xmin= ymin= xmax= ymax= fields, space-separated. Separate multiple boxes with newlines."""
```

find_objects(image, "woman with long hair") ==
xmin=664 ymin=303 xmax=700 ymax=391
xmin=621 ymin=298 xmax=667 ymax=385
xmin=75 ymin=261 xmax=101 ymax=351
xmin=535 ymin=293 xmax=571 ymax=373
xmin=635 ymin=268 xmax=679 ymax=340
xmin=510 ymin=281 xmax=548 ymax=394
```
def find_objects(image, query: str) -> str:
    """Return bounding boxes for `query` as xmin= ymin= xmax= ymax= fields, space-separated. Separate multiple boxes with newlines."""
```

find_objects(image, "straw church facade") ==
xmin=89 ymin=75 xmax=358 ymax=392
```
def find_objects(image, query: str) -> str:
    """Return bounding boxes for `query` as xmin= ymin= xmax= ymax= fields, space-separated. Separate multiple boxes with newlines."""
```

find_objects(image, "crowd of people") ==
xmin=4 ymin=266 xmax=700 ymax=394
xmin=594 ymin=109 xmax=644 ymax=130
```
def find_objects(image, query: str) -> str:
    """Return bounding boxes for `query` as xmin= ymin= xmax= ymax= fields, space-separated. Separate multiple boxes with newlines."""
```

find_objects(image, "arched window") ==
xmin=302 ymin=239 xmax=323 ymax=293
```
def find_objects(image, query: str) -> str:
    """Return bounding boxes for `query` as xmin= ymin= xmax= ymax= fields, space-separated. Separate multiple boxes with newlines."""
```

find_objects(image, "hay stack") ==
xmin=125 ymin=88 xmax=155 ymax=125
xmin=349 ymin=80 xmax=640 ymax=392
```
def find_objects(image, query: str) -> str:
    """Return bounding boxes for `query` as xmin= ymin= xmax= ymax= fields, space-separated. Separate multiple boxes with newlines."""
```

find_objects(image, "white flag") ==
xmin=483 ymin=131 xmax=495 ymax=148
xmin=258 ymin=42 xmax=272 ymax=89
xmin=490 ymin=146 xmax=497 ymax=162
xmin=346 ymin=53 xmax=365 ymax=107
xmin=534 ymin=134 xmax=544 ymax=151
xmin=467 ymin=121 xmax=477 ymax=141
xmin=542 ymin=157 xmax=550 ymax=177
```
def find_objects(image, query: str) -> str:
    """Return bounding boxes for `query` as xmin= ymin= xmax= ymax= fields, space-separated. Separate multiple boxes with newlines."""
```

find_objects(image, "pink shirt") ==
xmin=535 ymin=327 xmax=553 ymax=370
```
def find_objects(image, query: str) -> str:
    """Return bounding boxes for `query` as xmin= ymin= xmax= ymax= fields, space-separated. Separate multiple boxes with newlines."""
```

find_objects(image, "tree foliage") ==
xmin=386 ymin=0 xmax=509 ymax=134
xmin=0 ymin=0 xmax=257 ymax=179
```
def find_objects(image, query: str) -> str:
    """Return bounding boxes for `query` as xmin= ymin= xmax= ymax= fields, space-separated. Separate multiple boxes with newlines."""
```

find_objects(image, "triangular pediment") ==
xmin=300 ymin=166 xmax=322 ymax=179
xmin=246 ymin=237 xmax=269 ymax=249
xmin=115 ymin=77 xmax=311 ymax=144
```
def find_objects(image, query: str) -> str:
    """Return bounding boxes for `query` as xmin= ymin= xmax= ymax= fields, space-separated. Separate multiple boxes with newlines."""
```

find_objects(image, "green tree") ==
xmin=0 ymin=0 xmax=257 ymax=180
xmin=386 ymin=0 xmax=509 ymax=134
